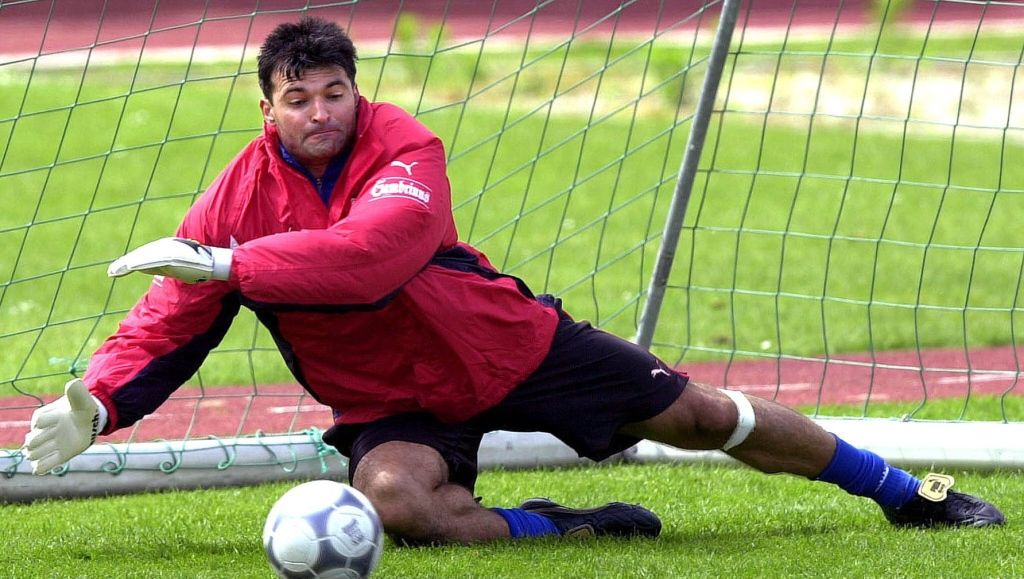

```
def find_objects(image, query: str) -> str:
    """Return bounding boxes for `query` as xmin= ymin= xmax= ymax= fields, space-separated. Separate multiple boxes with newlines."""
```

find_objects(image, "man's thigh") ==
xmin=324 ymin=413 xmax=486 ymax=492
xmin=350 ymin=440 xmax=449 ymax=495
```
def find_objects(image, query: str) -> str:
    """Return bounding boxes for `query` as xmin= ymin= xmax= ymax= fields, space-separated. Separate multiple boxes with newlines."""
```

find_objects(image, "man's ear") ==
xmin=260 ymin=98 xmax=275 ymax=124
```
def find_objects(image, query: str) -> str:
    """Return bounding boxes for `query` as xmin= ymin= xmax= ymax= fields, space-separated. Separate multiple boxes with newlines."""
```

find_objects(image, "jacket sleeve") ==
xmin=230 ymin=136 xmax=454 ymax=305
xmin=85 ymin=185 xmax=240 ymax=434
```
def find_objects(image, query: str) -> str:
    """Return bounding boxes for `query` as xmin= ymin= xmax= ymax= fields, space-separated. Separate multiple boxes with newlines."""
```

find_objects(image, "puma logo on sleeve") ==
xmin=390 ymin=160 xmax=418 ymax=175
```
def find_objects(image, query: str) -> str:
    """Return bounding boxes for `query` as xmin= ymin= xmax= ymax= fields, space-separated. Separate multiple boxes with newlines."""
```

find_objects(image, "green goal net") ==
xmin=2 ymin=0 xmax=1022 ymax=500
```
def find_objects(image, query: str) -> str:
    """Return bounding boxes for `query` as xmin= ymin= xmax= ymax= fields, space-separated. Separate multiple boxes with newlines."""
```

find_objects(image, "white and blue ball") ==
xmin=263 ymin=480 xmax=384 ymax=579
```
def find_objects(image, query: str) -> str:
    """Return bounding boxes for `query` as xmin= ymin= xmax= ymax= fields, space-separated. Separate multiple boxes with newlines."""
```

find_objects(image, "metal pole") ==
xmin=634 ymin=0 xmax=742 ymax=349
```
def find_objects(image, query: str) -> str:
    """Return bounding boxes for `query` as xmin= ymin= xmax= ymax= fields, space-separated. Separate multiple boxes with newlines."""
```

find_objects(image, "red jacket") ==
xmin=85 ymin=98 xmax=560 ymax=433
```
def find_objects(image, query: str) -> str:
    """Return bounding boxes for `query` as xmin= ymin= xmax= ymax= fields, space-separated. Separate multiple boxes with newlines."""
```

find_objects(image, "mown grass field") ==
xmin=1 ymin=463 xmax=1020 ymax=578
xmin=2 ymin=15 xmax=1024 ymax=579
xmin=4 ymin=28 xmax=1024 ymax=396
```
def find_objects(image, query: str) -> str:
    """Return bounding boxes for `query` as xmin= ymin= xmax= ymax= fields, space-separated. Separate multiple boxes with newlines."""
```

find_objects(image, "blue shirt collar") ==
xmin=278 ymin=143 xmax=350 ymax=206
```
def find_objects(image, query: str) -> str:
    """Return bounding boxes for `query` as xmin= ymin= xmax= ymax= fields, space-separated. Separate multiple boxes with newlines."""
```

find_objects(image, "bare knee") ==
xmin=358 ymin=467 xmax=428 ymax=530
xmin=351 ymin=441 xmax=507 ymax=545
xmin=351 ymin=441 xmax=447 ymax=542
xmin=622 ymin=383 xmax=740 ymax=450
xmin=626 ymin=383 xmax=836 ymax=476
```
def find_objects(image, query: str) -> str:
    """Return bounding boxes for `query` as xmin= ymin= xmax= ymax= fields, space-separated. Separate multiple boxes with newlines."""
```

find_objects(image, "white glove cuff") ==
xmin=209 ymin=246 xmax=234 ymax=281
xmin=92 ymin=395 xmax=108 ymax=433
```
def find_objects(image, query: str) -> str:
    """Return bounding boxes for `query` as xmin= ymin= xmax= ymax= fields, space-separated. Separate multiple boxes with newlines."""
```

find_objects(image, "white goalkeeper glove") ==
xmin=107 ymin=237 xmax=233 ymax=284
xmin=23 ymin=379 xmax=107 ymax=475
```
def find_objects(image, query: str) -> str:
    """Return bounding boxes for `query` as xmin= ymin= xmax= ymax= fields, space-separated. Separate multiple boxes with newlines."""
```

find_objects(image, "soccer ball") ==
xmin=263 ymin=480 xmax=384 ymax=579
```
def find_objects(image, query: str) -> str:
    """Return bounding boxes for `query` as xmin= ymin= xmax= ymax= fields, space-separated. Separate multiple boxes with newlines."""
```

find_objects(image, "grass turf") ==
xmin=5 ymin=27 xmax=1024 ymax=397
xmin=1 ymin=462 xmax=1019 ymax=577
xmin=5 ymin=61 xmax=1024 ymax=394
xmin=2 ymin=26 xmax=1023 ymax=578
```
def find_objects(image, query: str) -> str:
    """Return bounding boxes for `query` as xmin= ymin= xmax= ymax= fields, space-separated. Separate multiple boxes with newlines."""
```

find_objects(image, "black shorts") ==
xmin=322 ymin=311 xmax=687 ymax=492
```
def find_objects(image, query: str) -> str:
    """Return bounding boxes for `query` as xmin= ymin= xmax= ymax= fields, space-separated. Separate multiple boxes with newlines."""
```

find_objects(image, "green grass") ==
xmin=3 ymin=29 xmax=1024 ymax=402
xmin=2 ymin=23 xmax=1023 ymax=579
xmin=802 ymin=393 xmax=1024 ymax=422
xmin=1 ymin=463 xmax=1020 ymax=577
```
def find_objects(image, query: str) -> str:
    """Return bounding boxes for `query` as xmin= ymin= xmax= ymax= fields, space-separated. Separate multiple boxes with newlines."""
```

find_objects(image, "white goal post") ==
xmin=4 ymin=419 xmax=1023 ymax=502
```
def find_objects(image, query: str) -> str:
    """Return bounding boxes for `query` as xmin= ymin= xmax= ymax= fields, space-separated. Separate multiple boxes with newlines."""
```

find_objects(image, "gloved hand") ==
xmin=108 ymin=237 xmax=233 ymax=284
xmin=23 ymin=379 xmax=102 ymax=475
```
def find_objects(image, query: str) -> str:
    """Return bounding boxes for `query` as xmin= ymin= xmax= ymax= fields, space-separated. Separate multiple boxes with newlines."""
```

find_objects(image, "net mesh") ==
xmin=1 ymin=1 xmax=1022 ymax=484
xmin=663 ymin=0 xmax=1024 ymax=422
xmin=1 ymin=0 xmax=712 ymax=450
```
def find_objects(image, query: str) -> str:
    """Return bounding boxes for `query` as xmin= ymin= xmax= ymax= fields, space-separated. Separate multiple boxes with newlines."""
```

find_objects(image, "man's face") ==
xmin=260 ymin=65 xmax=358 ymax=175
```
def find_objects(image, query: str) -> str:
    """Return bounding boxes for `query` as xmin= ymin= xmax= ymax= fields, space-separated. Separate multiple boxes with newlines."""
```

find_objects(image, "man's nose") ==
xmin=310 ymin=98 xmax=329 ymax=123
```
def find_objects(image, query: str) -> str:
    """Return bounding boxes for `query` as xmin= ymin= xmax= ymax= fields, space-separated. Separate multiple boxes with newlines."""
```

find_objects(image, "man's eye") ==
xmin=289 ymin=100 xmax=306 ymax=106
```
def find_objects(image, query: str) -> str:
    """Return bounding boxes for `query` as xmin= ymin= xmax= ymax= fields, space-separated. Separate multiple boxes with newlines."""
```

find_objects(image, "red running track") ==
xmin=2 ymin=345 xmax=1021 ymax=447
xmin=2 ymin=0 xmax=1022 ymax=57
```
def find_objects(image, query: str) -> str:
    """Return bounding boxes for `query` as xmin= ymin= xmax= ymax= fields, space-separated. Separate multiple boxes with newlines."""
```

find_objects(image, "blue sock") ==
xmin=492 ymin=508 xmax=560 ymax=538
xmin=816 ymin=435 xmax=921 ymax=509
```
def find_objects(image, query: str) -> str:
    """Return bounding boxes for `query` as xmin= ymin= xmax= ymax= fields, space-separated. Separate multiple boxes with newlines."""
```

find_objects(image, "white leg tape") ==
xmin=720 ymin=388 xmax=755 ymax=452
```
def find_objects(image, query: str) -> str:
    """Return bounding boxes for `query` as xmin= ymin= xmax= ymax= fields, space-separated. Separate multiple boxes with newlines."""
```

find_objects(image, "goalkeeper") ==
xmin=24 ymin=17 xmax=1003 ymax=544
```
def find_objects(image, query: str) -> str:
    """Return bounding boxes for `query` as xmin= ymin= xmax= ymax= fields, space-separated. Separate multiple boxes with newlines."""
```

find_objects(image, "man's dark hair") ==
xmin=258 ymin=16 xmax=358 ymax=101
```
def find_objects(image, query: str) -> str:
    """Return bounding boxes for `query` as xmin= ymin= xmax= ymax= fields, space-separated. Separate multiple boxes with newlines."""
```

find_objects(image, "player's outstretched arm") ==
xmin=108 ymin=237 xmax=233 ymax=284
xmin=22 ymin=379 xmax=106 ymax=475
